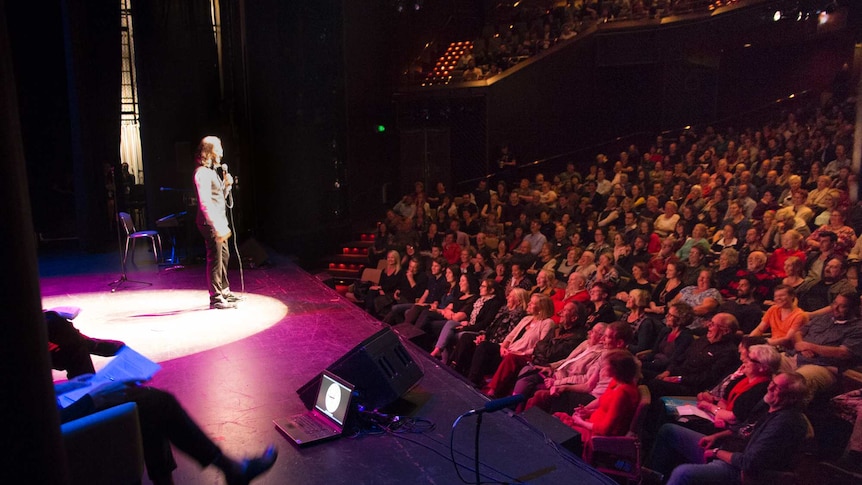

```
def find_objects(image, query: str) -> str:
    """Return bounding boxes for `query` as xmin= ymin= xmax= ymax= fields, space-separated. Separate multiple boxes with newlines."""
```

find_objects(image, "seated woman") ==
xmin=403 ymin=265 xmax=458 ymax=326
xmin=526 ymin=244 xmax=558 ymax=279
xmin=457 ymin=246 xmax=477 ymax=275
xmin=670 ymin=268 xmax=722 ymax=333
xmin=587 ymin=251 xmax=620 ymax=294
xmin=678 ymin=223 xmax=711 ymax=260
xmin=586 ymin=227 xmax=612 ymax=255
xmin=450 ymin=288 xmax=529 ymax=383
xmin=689 ymin=343 xmax=781 ymax=435
xmin=415 ymin=273 xmax=478 ymax=345
xmin=637 ymin=220 xmax=663 ymax=255
xmin=368 ymin=222 xmax=395 ymax=267
xmin=647 ymin=261 xmax=686 ymax=316
xmin=710 ymin=223 xmax=740 ymax=255
xmin=484 ymin=300 xmax=586 ymax=398
xmin=364 ymin=250 xmax=403 ymax=318
xmin=613 ymin=262 xmax=652 ymax=312
xmin=553 ymin=349 xmax=641 ymax=452
xmin=714 ymin=247 xmax=740 ymax=291
xmin=648 ymin=372 xmax=811 ymax=485
xmin=491 ymin=239 xmax=512 ymax=267
xmin=655 ymin=201 xmax=681 ymax=238
xmin=766 ymin=229 xmax=805 ymax=278
xmin=529 ymin=268 xmax=557 ymax=297
xmin=468 ymin=293 xmax=556 ymax=390
xmin=779 ymin=256 xmax=806 ymax=293
xmin=638 ymin=302 xmax=695 ymax=379
xmin=554 ymin=247 xmax=579 ymax=282
xmin=429 ymin=278 xmax=504 ymax=361
xmin=623 ymin=289 xmax=661 ymax=355
xmin=749 ymin=284 xmax=807 ymax=348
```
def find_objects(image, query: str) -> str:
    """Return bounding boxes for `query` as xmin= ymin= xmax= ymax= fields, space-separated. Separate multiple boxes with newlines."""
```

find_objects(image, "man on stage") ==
xmin=194 ymin=136 xmax=239 ymax=309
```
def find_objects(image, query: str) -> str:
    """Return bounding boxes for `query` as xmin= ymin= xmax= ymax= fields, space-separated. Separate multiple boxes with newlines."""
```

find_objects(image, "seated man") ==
xmin=45 ymin=310 xmax=125 ymax=378
xmin=649 ymin=371 xmax=812 ymax=485
xmin=483 ymin=300 xmax=586 ymax=398
xmin=57 ymin=378 xmax=277 ymax=485
xmin=797 ymin=256 xmax=855 ymax=313
xmin=648 ymin=313 xmax=740 ymax=398
xmin=721 ymin=251 xmax=777 ymax=303
xmin=792 ymin=290 xmax=862 ymax=395
xmin=524 ymin=321 xmax=632 ymax=414
xmin=52 ymin=313 xmax=277 ymax=485
xmin=514 ymin=321 xmax=605 ymax=410
xmin=716 ymin=275 xmax=764 ymax=334
xmin=384 ymin=257 xmax=446 ymax=325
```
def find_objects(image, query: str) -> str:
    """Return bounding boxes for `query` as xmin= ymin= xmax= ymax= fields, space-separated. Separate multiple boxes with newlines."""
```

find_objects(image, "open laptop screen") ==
xmin=314 ymin=371 xmax=352 ymax=426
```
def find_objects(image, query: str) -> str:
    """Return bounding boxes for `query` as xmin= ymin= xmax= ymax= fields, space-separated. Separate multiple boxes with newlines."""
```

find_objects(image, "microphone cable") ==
xmin=223 ymin=166 xmax=245 ymax=296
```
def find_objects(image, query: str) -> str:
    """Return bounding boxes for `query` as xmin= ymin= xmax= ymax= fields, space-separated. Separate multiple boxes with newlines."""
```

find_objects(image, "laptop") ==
xmin=274 ymin=371 xmax=355 ymax=447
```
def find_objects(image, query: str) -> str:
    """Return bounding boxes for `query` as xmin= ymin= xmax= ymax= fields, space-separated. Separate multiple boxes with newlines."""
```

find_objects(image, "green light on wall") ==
xmin=376 ymin=125 xmax=386 ymax=133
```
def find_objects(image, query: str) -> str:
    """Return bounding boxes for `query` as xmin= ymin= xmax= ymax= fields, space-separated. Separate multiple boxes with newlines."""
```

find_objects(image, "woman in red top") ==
xmin=554 ymin=349 xmax=640 ymax=449
xmin=766 ymin=229 xmax=805 ymax=278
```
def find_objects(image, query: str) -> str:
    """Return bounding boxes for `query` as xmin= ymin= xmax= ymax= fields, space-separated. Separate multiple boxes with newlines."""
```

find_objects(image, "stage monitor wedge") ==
xmin=298 ymin=327 xmax=423 ymax=411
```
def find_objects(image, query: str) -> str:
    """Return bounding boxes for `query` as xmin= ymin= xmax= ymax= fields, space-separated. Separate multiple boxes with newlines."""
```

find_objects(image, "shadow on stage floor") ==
xmin=40 ymin=250 xmax=615 ymax=485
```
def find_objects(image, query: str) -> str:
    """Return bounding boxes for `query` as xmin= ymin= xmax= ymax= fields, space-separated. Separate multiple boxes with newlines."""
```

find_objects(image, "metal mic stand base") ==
xmin=108 ymin=274 xmax=152 ymax=293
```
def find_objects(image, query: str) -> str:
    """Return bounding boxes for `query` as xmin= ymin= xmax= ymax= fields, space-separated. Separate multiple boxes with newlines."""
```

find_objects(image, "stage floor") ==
xmin=39 ymin=249 xmax=615 ymax=485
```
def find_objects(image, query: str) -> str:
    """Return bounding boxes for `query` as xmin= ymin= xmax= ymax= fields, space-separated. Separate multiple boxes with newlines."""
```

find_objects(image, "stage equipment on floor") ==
xmin=298 ymin=327 xmax=423 ymax=410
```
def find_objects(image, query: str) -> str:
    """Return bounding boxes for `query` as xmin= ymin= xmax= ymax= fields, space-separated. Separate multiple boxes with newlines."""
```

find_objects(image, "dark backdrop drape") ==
xmin=131 ymin=0 xmax=222 ymax=226
xmin=62 ymin=0 xmax=122 ymax=251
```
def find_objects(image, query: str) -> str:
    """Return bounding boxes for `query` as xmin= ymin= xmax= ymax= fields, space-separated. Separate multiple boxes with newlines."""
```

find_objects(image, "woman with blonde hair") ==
xmin=481 ymin=293 xmax=556 ymax=397
xmin=452 ymin=288 xmax=530 ymax=382
xmin=624 ymin=289 xmax=660 ymax=354
xmin=530 ymin=268 xmax=558 ymax=297
xmin=766 ymin=229 xmax=805 ymax=278
xmin=365 ymin=250 xmax=403 ymax=317
xmin=655 ymin=201 xmax=681 ymax=238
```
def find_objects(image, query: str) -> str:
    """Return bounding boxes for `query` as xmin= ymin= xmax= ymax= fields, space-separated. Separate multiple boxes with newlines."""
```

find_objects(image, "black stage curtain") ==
xmin=1 ymin=0 xmax=69 ymax=481
xmin=131 ymin=0 xmax=221 ymax=225
xmin=61 ymin=0 xmax=122 ymax=250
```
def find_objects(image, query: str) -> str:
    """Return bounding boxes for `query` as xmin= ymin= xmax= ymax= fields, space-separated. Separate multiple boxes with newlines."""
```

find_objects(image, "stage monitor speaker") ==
xmin=297 ymin=327 xmax=423 ymax=410
xmin=234 ymin=237 xmax=269 ymax=268
xmin=521 ymin=407 xmax=583 ymax=456
xmin=391 ymin=322 xmax=425 ymax=341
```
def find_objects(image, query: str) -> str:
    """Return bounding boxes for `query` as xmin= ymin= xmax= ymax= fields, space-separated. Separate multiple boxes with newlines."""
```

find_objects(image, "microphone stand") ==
xmin=474 ymin=413 xmax=482 ymax=485
xmin=108 ymin=165 xmax=152 ymax=292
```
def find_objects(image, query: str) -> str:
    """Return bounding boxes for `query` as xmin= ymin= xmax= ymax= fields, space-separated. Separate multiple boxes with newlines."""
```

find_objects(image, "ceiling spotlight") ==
xmin=773 ymin=10 xmax=781 ymax=21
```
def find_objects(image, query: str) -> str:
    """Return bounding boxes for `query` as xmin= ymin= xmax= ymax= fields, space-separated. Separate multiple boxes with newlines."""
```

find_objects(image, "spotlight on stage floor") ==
xmin=43 ymin=289 xmax=288 ymax=379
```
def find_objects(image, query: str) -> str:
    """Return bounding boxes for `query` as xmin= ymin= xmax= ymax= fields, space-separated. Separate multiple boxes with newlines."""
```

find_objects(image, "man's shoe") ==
xmin=223 ymin=292 xmax=244 ymax=303
xmin=225 ymin=445 xmax=278 ymax=485
xmin=87 ymin=338 xmax=126 ymax=357
xmin=210 ymin=297 xmax=237 ymax=310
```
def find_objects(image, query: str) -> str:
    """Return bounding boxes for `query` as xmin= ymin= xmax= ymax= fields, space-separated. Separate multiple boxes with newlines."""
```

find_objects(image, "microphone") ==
xmin=220 ymin=163 xmax=229 ymax=174
xmin=464 ymin=394 xmax=525 ymax=416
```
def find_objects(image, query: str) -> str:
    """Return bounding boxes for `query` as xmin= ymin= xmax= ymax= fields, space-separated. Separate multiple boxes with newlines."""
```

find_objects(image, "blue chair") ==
xmin=61 ymin=402 xmax=145 ymax=485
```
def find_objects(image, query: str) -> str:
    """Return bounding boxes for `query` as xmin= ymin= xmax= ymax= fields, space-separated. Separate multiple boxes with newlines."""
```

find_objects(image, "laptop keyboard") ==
xmin=295 ymin=413 xmax=328 ymax=434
